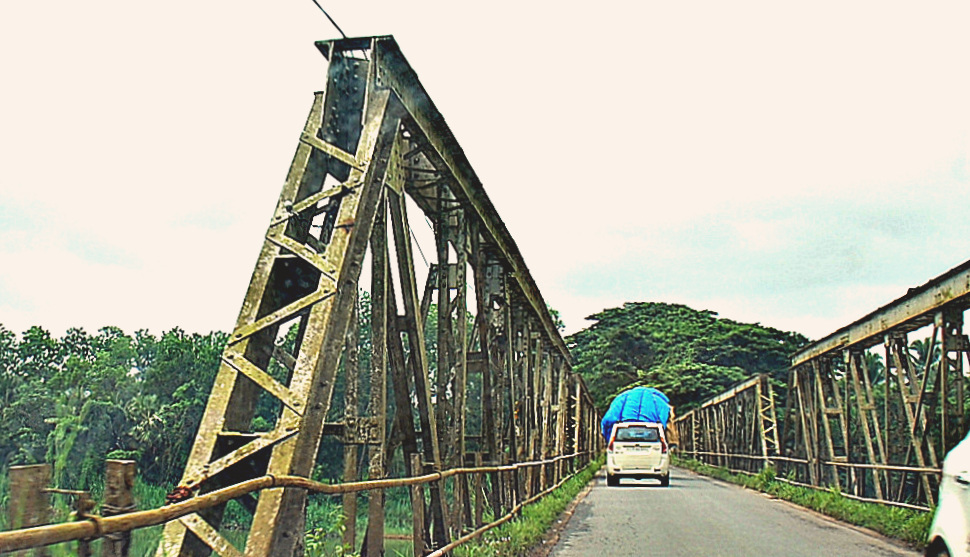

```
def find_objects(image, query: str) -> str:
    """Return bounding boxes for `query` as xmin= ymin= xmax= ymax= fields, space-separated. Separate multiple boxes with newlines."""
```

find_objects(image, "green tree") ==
xmin=567 ymin=302 xmax=809 ymax=411
xmin=127 ymin=328 xmax=227 ymax=484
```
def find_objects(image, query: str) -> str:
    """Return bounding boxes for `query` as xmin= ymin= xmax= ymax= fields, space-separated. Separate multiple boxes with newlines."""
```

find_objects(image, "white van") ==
xmin=605 ymin=422 xmax=670 ymax=487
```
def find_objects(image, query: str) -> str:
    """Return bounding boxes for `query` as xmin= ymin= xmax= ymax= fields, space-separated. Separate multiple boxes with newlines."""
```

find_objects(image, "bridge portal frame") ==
xmin=154 ymin=35 xmax=598 ymax=557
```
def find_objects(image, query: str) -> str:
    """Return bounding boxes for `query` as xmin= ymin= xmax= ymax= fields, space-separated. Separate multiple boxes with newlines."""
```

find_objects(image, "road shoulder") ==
xmin=527 ymin=470 xmax=601 ymax=557
xmin=675 ymin=465 xmax=923 ymax=555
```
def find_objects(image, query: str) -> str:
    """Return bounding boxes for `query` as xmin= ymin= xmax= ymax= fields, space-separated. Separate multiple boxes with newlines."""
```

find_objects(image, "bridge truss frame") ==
xmin=777 ymin=260 xmax=970 ymax=508
xmin=146 ymin=35 xmax=599 ymax=556
xmin=675 ymin=261 xmax=970 ymax=510
xmin=673 ymin=374 xmax=780 ymax=474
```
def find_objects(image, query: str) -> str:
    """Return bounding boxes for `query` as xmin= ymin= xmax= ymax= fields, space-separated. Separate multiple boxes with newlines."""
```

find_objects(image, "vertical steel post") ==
xmin=157 ymin=40 xmax=401 ymax=554
xmin=143 ymin=34 xmax=588 ymax=556
xmin=342 ymin=296 xmax=360 ymax=552
xmin=846 ymin=351 xmax=887 ymax=499
xmin=387 ymin=190 xmax=449 ymax=549
xmin=888 ymin=334 xmax=937 ymax=504
xmin=365 ymin=193 xmax=388 ymax=557
xmin=409 ymin=454 xmax=426 ymax=557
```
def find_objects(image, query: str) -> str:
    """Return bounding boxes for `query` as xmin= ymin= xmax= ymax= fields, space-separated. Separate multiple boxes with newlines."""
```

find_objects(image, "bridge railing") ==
xmin=0 ymin=451 xmax=598 ymax=555
xmin=672 ymin=372 xmax=941 ymax=512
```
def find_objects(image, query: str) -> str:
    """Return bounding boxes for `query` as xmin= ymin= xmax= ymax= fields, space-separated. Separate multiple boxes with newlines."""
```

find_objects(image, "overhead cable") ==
xmin=310 ymin=0 xmax=347 ymax=39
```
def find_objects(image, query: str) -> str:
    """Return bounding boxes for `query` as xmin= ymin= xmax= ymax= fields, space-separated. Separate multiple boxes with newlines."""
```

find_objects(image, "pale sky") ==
xmin=1 ymin=1 xmax=968 ymax=342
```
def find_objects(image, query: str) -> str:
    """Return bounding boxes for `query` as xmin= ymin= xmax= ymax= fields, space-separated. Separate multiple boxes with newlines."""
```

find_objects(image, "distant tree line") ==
xmin=567 ymin=302 xmax=810 ymax=411
xmin=0 ymin=324 xmax=227 ymax=489
xmin=0 ymin=292 xmax=468 ymax=493
xmin=1 ymin=300 xmax=812 ymax=491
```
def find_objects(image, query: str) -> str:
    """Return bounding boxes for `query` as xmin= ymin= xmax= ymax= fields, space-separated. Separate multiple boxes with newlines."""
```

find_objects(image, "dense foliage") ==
xmin=0 ymin=324 xmax=226 ymax=488
xmin=567 ymin=302 xmax=809 ymax=411
xmin=0 ymin=301 xmax=809 ymax=489
xmin=0 ymin=289 xmax=457 ymax=492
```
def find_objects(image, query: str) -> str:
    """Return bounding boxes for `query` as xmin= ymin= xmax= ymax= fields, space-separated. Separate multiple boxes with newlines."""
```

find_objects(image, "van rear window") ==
xmin=615 ymin=426 xmax=660 ymax=442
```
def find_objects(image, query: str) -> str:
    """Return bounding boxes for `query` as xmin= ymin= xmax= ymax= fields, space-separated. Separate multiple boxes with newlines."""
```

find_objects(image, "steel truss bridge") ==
xmin=2 ymin=36 xmax=599 ymax=556
xmin=676 ymin=260 xmax=970 ymax=511
xmin=3 ymin=33 xmax=969 ymax=557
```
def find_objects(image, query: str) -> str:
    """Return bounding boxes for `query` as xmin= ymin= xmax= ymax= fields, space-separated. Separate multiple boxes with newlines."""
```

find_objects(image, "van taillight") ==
xmin=608 ymin=440 xmax=614 ymax=452
xmin=661 ymin=438 xmax=668 ymax=454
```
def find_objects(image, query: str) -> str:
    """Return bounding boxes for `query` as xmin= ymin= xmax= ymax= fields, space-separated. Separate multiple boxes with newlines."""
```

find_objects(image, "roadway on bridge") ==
xmin=549 ymin=468 xmax=919 ymax=557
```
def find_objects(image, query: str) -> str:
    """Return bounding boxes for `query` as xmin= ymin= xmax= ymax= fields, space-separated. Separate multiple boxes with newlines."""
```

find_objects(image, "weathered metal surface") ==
xmin=146 ymin=37 xmax=596 ymax=556
xmin=679 ymin=262 xmax=968 ymax=509
xmin=886 ymin=334 xmax=937 ymax=504
xmin=674 ymin=375 xmax=780 ymax=473
xmin=0 ymin=35 xmax=599 ymax=557
xmin=365 ymin=192 xmax=388 ymax=557
xmin=779 ymin=265 xmax=967 ymax=507
xmin=342 ymin=295 xmax=360 ymax=550
xmin=791 ymin=259 xmax=970 ymax=366
xmin=845 ymin=350 xmax=888 ymax=500
xmin=317 ymin=37 xmax=571 ymax=362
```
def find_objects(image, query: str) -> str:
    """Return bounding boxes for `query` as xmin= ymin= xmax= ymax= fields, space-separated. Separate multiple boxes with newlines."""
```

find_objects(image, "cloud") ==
xmin=535 ymin=165 xmax=970 ymax=340
xmin=1 ymin=0 xmax=968 ymax=346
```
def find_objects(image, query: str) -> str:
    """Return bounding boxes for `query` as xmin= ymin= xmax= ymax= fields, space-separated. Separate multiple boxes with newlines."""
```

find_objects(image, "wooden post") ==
xmin=8 ymin=464 xmax=51 ymax=557
xmin=101 ymin=460 xmax=136 ymax=557
xmin=75 ymin=492 xmax=95 ymax=557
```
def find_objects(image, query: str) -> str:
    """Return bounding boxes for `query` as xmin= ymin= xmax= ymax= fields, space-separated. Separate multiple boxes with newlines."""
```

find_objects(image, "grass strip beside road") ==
xmin=454 ymin=455 xmax=604 ymax=557
xmin=672 ymin=455 xmax=932 ymax=549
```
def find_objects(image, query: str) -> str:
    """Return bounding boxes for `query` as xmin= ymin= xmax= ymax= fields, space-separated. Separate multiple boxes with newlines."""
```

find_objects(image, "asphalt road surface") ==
xmin=549 ymin=468 xmax=921 ymax=557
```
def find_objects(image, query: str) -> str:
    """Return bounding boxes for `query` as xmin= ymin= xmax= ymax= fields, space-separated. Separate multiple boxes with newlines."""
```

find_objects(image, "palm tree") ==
xmin=909 ymin=337 xmax=941 ymax=374
xmin=863 ymin=351 xmax=885 ymax=386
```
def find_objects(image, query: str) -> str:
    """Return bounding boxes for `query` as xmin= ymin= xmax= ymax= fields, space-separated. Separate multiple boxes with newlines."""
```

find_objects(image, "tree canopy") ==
xmin=0 ymin=324 xmax=227 ymax=488
xmin=566 ymin=302 xmax=809 ymax=412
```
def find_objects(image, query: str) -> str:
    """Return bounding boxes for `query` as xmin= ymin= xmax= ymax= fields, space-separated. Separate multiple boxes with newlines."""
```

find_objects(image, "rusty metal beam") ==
xmin=316 ymin=36 xmax=570 ymax=363
xmin=792 ymin=259 xmax=970 ymax=366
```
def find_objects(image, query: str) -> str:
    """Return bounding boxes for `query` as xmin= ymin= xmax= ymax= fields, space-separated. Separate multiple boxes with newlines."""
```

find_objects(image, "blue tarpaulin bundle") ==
xmin=601 ymin=387 xmax=671 ymax=440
